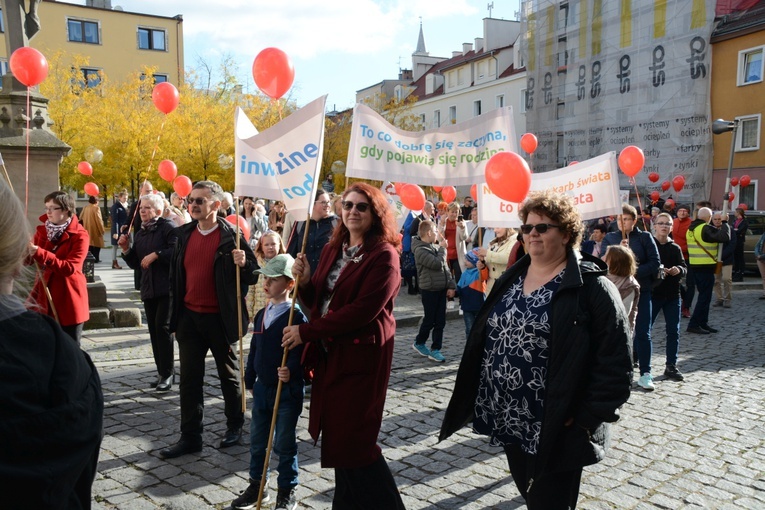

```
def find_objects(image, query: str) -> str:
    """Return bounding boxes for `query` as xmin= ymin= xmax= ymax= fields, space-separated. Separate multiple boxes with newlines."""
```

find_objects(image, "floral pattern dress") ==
xmin=473 ymin=269 xmax=564 ymax=455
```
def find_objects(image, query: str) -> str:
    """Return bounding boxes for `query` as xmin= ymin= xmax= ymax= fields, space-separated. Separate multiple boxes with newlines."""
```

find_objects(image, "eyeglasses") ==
xmin=315 ymin=200 xmax=331 ymax=206
xmin=44 ymin=206 xmax=62 ymax=213
xmin=342 ymin=201 xmax=370 ymax=213
xmin=187 ymin=197 xmax=208 ymax=205
xmin=655 ymin=222 xmax=672 ymax=226
xmin=520 ymin=223 xmax=562 ymax=234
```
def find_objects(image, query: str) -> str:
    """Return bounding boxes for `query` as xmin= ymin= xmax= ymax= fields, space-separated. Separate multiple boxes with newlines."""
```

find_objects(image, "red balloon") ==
xmin=618 ymin=146 xmax=645 ymax=177
xmin=568 ymin=161 xmax=579 ymax=166
xmin=648 ymin=172 xmax=660 ymax=183
xmin=399 ymin=184 xmax=426 ymax=211
xmin=172 ymin=175 xmax=192 ymax=197
xmin=152 ymin=82 xmax=179 ymax=114
xmin=727 ymin=191 xmax=735 ymax=202
xmin=485 ymin=152 xmax=532 ymax=203
xmin=730 ymin=176 xmax=739 ymax=187
xmin=650 ymin=191 xmax=660 ymax=202
xmin=520 ymin=133 xmax=538 ymax=154
xmin=470 ymin=184 xmax=477 ymax=202
xmin=432 ymin=186 xmax=443 ymax=192
xmin=252 ymin=47 xmax=295 ymax=100
xmin=9 ymin=47 xmax=48 ymax=87
xmin=84 ymin=182 xmax=99 ymax=196
xmin=158 ymin=159 xmax=178 ymax=182
xmin=441 ymin=186 xmax=457 ymax=203
xmin=672 ymin=175 xmax=685 ymax=192
xmin=77 ymin=161 xmax=93 ymax=176
xmin=226 ymin=214 xmax=251 ymax=242
xmin=661 ymin=180 xmax=671 ymax=191
xmin=393 ymin=182 xmax=405 ymax=195
xmin=740 ymin=175 xmax=751 ymax=188
xmin=738 ymin=203 xmax=748 ymax=210
xmin=665 ymin=198 xmax=676 ymax=209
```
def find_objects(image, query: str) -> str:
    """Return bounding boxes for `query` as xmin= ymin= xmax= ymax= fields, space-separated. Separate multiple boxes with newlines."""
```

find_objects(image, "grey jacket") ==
xmin=412 ymin=236 xmax=456 ymax=291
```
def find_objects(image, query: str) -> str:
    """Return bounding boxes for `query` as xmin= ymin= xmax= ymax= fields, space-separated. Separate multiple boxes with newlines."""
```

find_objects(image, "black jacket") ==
xmin=652 ymin=237 xmax=687 ymax=299
xmin=245 ymin=306 xmax=307 ymax=388
xmin=286 ymin=215 xmax=337 ymax=274
xmin=121 ymin=217 xmax=177 ymax=300
xmin=0 ymin=308 xmax=103 ymax=509
xmin=169 ymin=217 xmax=259 ymax=342
xmin=440 ymin=250 xmax=632 ymax=481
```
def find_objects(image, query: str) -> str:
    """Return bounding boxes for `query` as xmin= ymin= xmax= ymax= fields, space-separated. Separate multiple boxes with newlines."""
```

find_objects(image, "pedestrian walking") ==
xmin=110 ymin=190 xmax=129 ymax=269
xmin=81 ymin=195 xmax=105 ymax=262
xmin=441 ymin=190 xmax=632 ymax=509
xmin=281 ymin=183 xmax=406 ymax=509
xmin=160 ymin=180 xmax=259 ymax=459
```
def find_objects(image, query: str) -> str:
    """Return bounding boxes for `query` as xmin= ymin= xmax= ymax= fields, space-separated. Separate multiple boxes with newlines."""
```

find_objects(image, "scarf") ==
xmin=141 ymin=217 xmax=160 ymax=230
xmin=45 ymin=218 xmax=72 ymax=243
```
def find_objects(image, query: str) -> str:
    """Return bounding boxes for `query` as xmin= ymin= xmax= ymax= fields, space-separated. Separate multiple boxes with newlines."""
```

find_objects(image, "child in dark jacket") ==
xmin=232 ymin=254 xmax=307 ymax=510
xmin=412 ymin=220 xmax=456 ymax=363
xmin=458 ymin=248 xmax=487 ymax=339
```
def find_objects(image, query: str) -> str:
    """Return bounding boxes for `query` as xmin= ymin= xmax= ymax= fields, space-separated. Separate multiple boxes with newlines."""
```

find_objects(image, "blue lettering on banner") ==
xmin=239 ymin=156 xmax=275 ymax=176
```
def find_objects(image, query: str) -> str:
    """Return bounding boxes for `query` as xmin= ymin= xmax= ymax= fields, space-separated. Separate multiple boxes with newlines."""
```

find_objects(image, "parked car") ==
xmin=729 ymin=210 xmax=765 ymax=273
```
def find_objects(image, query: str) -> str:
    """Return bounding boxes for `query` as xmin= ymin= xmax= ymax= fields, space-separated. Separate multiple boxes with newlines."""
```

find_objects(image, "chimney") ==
xmin=463 ymin=43 xmax=473 ymax=54
xmin=452 ymin=51 xmax=462 ymax=58
xmin=399 ymin=69 xmax=413 ymax=81
xmin=475 ymin=38 xmax=484 ymax=52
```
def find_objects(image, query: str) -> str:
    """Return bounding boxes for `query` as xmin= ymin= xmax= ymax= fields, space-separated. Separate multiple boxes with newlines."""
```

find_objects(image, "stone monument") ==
xmin=0 ymin=0 xmax=71 ymax=225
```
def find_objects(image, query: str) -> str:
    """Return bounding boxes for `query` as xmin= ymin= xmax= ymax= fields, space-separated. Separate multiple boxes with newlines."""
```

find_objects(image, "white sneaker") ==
xmin=637 ymin=373 xmax=655 ymax=391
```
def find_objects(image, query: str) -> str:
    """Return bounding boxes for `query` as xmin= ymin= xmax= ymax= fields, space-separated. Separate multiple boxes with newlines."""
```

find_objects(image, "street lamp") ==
xmin=711 ymin=118 xmax=739 ymax=263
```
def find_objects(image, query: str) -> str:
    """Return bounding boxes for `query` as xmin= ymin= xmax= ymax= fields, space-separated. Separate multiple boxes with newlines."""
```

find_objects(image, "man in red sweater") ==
xmin=672 ymin=205 xmax=692 ymax=317
xmin=161 ymin=180 xmax=259 ymax=459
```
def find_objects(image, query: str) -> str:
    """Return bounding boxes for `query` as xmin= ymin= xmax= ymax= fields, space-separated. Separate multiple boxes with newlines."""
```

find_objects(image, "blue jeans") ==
xmin=463 ymin=311 xmax=477 ymax=339
xmin=415 ymin=289 xmax=447 ymax=350
xmin=635 ymin=286 xmax=653 ymax=376
xmin=689 ymin=271 xmax=715 ymax=329
xmin=249 ymin=380 xmax=304 ymax=488
xmin=651 ymin=296 xmax=681 ymax=366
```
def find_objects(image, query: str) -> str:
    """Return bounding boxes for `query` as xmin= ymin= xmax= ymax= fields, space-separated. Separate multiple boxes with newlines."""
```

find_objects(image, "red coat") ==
xmin=30 ymin=214 xmax=90 ymax=326
xmin=298 ymin=240 xmax=400 ymax=468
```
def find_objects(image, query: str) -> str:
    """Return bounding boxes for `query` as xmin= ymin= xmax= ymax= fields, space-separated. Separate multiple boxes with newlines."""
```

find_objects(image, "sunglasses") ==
xmin=342 ymin=201 xmax=370 ymax=213
xmin=520 ymin=223 xmax=562 ymax=234
xmin=187 ymin=197 xmax=209 ymax=205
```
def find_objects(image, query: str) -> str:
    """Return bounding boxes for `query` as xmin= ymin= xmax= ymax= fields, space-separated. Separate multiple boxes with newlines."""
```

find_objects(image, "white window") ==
xmin=448 ymin=71 xmax=455 ymax=88
xmin=458 ymin=68 xmax=465 ymax=86
xmin=449 ymin=105 xmax=457 ymax=124
xmin=520 ymin=89 xmax=528 ymax=113
xmin=434 ymin=110 xmax=441 ymax=127
xmin=736 ymin=114 xmax=761 ymax=151
xmin=473 ymin=100 xmax=482 ymax=117
xmin=738 ymin=46 xmax=763 ymax=86
xmin=738 ymin=180 xmax=757 ymax=209
xmin=496 ymin=94 xmax=505 ymax=108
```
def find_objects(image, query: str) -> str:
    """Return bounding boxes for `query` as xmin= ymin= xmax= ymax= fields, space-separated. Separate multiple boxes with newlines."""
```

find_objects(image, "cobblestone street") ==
xmin=86 ymin=264 xmax=765 ymax=509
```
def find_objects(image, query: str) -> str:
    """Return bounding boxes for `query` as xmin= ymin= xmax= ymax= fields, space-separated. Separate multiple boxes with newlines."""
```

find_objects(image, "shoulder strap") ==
xmin=688 ymin=227 xmax=717 ymax=261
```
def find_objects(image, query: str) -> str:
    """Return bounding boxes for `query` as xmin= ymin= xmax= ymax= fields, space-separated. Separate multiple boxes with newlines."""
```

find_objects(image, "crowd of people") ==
xmin=5 ymin=172 xmax=765 ymax=510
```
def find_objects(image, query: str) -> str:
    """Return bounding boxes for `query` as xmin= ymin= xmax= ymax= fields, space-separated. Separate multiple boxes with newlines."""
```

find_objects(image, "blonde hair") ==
xmin=605 ymin=245 xmax=637 ymax=277
xmin=255 ymin=231 xmax=285 ymax=260
xmin=0 ymin=181 xmax=33 ymax=296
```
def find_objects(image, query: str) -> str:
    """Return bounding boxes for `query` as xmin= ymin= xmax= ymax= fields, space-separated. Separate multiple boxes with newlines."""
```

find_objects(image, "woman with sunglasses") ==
xmin=28 ymin=190 xmax=90 ymax=345
xmin=282 ymin=182 xmax=405 ymax=509
xmin=441 ymin=190 xmax=632 ymax=509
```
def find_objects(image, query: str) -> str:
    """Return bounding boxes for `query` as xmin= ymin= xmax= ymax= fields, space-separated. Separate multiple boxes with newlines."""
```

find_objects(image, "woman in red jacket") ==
xmin=283 ymin=182 xmax=405 ymax=509
xmin=29 ymin=191 xmax=90 ymax=345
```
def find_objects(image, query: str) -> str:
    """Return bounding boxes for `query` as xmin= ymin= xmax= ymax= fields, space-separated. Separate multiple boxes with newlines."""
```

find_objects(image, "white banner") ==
xmin=235 ymin=95 xmax=327 ymax=218
xmin=347 ymin=103 xmax=518 ymax=186
xmin=478 ymin=152 xmax=622 ymax=228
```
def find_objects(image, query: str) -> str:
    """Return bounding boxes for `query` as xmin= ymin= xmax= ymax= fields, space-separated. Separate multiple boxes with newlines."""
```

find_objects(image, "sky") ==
xmin=72 ymin=0 xmax=521 ymax=110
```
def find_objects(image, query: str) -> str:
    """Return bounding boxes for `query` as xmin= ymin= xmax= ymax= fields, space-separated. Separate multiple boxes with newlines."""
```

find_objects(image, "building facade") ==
xmin=0 ymin=0 xmax=184 ymax=86
xmin=710 ymin=0 xmax=765 ymax=210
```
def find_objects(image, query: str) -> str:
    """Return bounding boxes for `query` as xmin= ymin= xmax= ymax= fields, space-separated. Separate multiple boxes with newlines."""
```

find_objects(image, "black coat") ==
xmin=121 ymin=217 xmax=177 ymax=300
xmin=440 ymin=250 xmax=632 ymax=479
xmin=0 ymin=307 xmax=103 ymax=509
xmin=109 ymin=201 xmax=128 ymax=246
xmin=169 ymin=217 xmax=259 ymax=342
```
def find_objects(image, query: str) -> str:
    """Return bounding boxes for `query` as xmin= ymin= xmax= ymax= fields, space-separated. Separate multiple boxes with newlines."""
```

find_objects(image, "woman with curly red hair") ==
xmin=282 ymin=182 xmax=404 ymax=508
